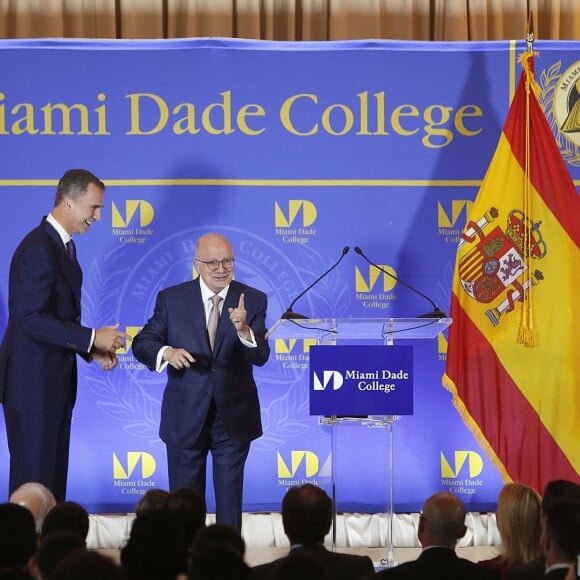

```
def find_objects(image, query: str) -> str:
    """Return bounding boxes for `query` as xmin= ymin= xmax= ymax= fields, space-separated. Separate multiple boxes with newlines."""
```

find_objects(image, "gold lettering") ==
xmin=455 ymin=104 xmax=483 ymax=136
xmin=237 ymin=104 xmax=266 ymax=135
xmin=391 ymin=104 xmax=419 ymax=136
xmin=201 ymin=90 xmax=234 ymax=135
xmin=172 ymin=103 xmax=200 ymax=135
xmin=126 ymin=93 xmax=169 ymax=135
xmin=280 ymin=94 xmax=318 ymax=136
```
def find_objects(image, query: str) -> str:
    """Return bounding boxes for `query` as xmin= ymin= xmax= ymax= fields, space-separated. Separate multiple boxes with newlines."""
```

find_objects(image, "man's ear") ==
xmin=28 ymin=555 xmax=39 ymax=578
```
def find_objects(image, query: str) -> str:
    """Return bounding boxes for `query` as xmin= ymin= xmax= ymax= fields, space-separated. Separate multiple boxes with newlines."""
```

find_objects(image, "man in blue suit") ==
xmin=0 ymin=169 xmax=128 ymax=502
xmin=132 ymin=232 xmax=270 ymax=531
xmin=373 ymin=492 xmax=500 ymax=580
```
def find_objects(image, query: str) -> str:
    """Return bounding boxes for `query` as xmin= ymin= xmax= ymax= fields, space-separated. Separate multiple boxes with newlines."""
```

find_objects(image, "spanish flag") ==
xmin=443 ymin=51 xmax=580 ymax=491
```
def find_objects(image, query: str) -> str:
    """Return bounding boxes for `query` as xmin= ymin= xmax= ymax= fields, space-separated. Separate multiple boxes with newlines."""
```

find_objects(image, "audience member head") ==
xmin=121 ymin=509 xmax=188 ymax=580
xmin=51 ymin=549 xmax=126 ymax=580
xmin=9 ymin=482 xmax=57 ymax=533
xmin=0 ymin=503 xmax=37 ymax=572
xmin=39 ymin=501 xmax=90 ymax=542
xmin=135 ymin=489 xmax=170 ymax=516
xmin=542 ymin=479 xmax=580 ymax=515
xmin=273 ymin=548 xmax=331 ymax=580
xmin=192 ymin=523 xmax=246 ymax=556
xmin=165 ymin=487 xmax=207 ymax=545
xmin=281 ymin=484 xmax=332 ymax=546
xmin=0 ymin=503 xmax=37 ymax=570
xmin=495 ymin=482 xmax=542 ymax=567
xmin=188 ymin=543 xmax=250 ymax=580
xmin=542 ymin=499 xmax=580 ymax=568
xmin=418 ymin=492 xmax=467 ymax=548
xmin=31 ymin=531 xmax=86 ymax=580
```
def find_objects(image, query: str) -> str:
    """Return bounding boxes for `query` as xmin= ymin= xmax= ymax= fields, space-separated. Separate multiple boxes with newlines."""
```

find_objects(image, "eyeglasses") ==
xmin=196 ymin=258 xmax=235 ymax=271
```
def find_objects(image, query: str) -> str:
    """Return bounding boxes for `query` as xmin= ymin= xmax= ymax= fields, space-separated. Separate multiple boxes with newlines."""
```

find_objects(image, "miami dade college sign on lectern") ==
xmin=309 ymin=345 xmax=414 ymax=416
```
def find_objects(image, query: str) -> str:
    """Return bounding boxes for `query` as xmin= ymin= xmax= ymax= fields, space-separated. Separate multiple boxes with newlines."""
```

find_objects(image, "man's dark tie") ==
xmin=66 ymin=239 xmax=78 ymax=265
xmin=208 ymin=295 xmax=222 ymax=350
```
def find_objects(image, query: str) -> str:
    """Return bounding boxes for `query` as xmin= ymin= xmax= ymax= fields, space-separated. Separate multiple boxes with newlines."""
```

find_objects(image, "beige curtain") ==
xmin=1 ymin=0 xmax=579 ymax=40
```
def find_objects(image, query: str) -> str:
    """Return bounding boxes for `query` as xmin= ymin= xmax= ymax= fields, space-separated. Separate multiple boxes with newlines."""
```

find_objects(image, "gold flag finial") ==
xmin=526 ymin=11 xmax=535 ymax=50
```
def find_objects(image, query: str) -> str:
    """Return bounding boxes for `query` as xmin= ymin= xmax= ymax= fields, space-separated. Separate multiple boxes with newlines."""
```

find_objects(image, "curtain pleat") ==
xmin=0 ymin=0 xmax=579 ymax=41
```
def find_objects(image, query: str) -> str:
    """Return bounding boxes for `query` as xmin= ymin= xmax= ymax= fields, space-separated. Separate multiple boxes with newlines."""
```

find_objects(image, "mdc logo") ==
xmin=275 ymin=338 xmax=317 ymax=354
xmin=117 ymin=326 xmax=142 ymax=355
xmin=312 ymin=370 xmax=343 ymax=391
xmin=440 ymin=451 xmax=483 ymax=478
xmin=355 ymin=265 xmax=397 ymax=292
xmin=274 ymin=200 xmax=317 ymax=227
xmin=113 ymin=452 xmax=156 ymax=479
xmin=112 ymin=200 xmax=154 ymax=228
xmin=437 ymin=200 xmax=473 ymax=228
xmin=277 ymin=451 xmax=319 ymax=478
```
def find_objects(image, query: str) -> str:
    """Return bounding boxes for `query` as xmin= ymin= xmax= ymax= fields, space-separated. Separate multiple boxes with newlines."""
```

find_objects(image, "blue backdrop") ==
xmin=1 ymin=38 xmax=578 ymax=513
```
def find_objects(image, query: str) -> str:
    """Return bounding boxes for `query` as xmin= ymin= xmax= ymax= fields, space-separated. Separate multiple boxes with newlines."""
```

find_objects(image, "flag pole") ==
xmin=518 ymin=10 xmax=537 ymax=347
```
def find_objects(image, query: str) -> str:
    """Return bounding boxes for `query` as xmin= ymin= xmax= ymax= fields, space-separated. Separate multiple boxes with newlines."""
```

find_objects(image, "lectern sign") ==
xmin=309 ymin=345 xmax=414 ymax=416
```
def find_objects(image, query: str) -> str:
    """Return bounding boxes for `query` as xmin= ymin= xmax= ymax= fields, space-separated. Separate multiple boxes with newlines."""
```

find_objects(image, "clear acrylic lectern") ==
xmin=266 ymin=317 xmax=452 ymax=568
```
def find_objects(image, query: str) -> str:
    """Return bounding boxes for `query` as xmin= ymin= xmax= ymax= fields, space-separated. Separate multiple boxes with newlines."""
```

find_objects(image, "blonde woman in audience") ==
xmin=478 ymin=483 xmax=542 ymax=579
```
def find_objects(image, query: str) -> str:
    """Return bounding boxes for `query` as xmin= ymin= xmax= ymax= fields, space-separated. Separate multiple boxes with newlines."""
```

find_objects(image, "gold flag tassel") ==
xmin=516 ymin=46 xmax=537 ymax=347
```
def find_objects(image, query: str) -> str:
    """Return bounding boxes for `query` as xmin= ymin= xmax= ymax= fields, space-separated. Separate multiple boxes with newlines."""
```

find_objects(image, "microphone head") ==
xmin=354 ymin=246 xmax=363 ymax=255
xmin=281 ymin=309 xmax=308 ymax=320
xmin=342 ymin=246 xmax=350 ymax=255
xmin=418 ymin=308 xmax=448 ymax=319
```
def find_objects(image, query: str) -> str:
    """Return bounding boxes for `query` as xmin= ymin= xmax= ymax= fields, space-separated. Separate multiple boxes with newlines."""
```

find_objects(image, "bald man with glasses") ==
xmin=132 ymin=233 xmax=270 ymax=531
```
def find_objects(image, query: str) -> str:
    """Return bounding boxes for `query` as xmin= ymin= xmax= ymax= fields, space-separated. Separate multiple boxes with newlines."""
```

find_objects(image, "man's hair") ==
xmin=165 ymin=487 xmax=207 ymax=545
xmin=52 ymin=549 xmax=126 ymax=580
xmin=542 ymin=479 xmax=580 ymax=514
xmin=40 ymin=501 xmax=90 ymax=541
xmin=54 ymin=169 xmax=105 ymax=207
xmin=544 ymin=499 xmax=580 ymax=561
xmin=281 ymin=484 xmax=332 ymax=545
xmin=192 ymin=523 xmax=246 ymax=557
xmin=0 ymin=503 xmax=37 ymax=567
xmin=35 ymin=531 xmax=86 ymax=578
xmin=121 ymin=509 xmax=189 ymax=579
xmin=420 ymin=492 xmax=467 ymax=547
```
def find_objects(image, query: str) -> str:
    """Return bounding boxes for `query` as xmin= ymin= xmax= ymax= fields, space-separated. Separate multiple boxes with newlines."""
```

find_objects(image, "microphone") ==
xmin=353 ymin=246 xmax=447 ymax=318
xmin=281 ymin=246 xmax=350 ymax=320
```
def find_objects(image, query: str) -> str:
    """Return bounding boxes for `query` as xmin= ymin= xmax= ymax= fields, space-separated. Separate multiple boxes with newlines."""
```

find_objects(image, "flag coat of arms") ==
xmin=443 ymin=51 xmax=580 ymax=491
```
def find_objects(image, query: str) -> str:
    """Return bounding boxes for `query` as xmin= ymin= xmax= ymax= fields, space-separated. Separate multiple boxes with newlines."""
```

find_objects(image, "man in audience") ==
xmin=510 ymin=479 xmax=580 ymax=580
xmin=165 ymin=487 xmax=207 ymax=547
xmin=252 ymin=483 xmax=374 ymax=580
xmin=135 ymin=489 xmax=170 ymax=516
xmin=29 ymin=531 xmax=86 ymax=580
xmin=39 ymin=501 xmax=90 ymax=543
xmin=9 ymin=483 xmax=56 ymax=534
xmin=541 ymin=500 xmax=579 ymax=580
xmin=0 ymin=503 xmax=37 ymax=579
xmin=121 ymin=509 xmax=189 ymax=580
xmin=51 ymin=550 xmax=126 ymax=579
xmin=373 ymin=491 xmax=500 ymax=579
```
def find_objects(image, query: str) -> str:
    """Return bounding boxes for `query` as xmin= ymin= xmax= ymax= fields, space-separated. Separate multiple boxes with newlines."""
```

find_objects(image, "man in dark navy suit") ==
xmin=252 ymin=483 xmax=375 ymax=580
xmin=132 ymin=232 xmax=270 ymax=532
xmin=0 ymin=169 xmax=128 ymax=502
xmin=373 ymin=492 xmax=500 ymax=580
xmin=541 ymin=499 xmax=579 ymax=580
